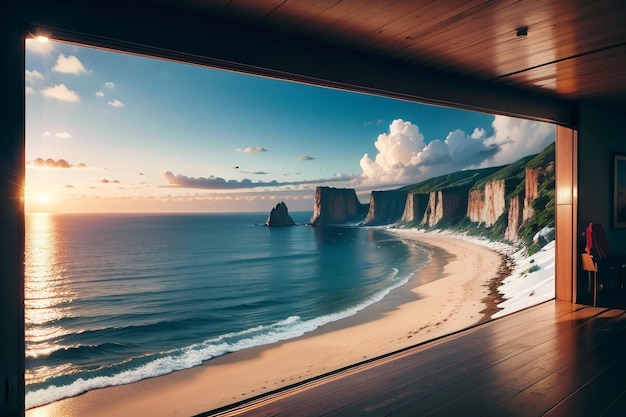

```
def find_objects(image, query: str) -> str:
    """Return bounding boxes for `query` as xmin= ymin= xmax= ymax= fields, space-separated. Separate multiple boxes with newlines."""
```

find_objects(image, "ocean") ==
xmin=24 ymin=212 xmax=435 ymax=409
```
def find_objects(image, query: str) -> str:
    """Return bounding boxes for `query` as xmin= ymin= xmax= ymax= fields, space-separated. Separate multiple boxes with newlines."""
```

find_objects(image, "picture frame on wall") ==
xmin=613 ymin=153 xmax=626 ymax=228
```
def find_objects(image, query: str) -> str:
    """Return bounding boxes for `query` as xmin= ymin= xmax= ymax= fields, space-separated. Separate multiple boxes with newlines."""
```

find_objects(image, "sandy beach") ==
xmin=27 ymin=233 xmax=505 ymax=417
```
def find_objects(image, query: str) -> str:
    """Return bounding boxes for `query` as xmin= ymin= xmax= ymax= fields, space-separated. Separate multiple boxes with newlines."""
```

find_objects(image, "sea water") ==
xmin=24 ymin=212 xmax=434 ymax=409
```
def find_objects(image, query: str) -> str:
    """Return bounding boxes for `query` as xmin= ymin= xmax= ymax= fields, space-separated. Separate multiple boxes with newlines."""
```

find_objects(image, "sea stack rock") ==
xmin=265 ymin=201 xmax=295 ymax=227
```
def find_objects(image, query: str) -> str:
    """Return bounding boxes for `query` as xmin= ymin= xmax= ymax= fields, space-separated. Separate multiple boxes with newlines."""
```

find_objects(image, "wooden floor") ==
xmin=203 ymin=301 xmax=626 ymax=417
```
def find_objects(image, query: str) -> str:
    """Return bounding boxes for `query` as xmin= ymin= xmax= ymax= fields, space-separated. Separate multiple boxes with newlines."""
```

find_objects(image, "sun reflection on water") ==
xmin=25 ymin=214 xmax=74 ymax=365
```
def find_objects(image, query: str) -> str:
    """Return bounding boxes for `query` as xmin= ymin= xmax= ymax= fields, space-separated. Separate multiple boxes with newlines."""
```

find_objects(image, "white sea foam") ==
xmin=26 ymin=266 xmax=410 ymax=410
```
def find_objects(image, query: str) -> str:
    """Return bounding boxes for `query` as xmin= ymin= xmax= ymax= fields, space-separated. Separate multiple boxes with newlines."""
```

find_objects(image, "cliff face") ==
xmin=310 ymin=186 xmax=368 ymax=226
xmin=522 ymin=166 xmax=551 ymax=223
xmin=505 ymin=195 xmax=523 ymax=241
xmin=398 ymin=193 xmax=429 ymax=225
xmin=265 ymin=201 xmax=295 ymax=227
xmin=466 ymin=179 xmax=506 ymax=227
xmin=523 ymin=167 xmax=539 ymax=222
xmin=362 ymin=190 xmax=408 ymax=226
xmin=420 ymin=188 xmax=468 ymax=227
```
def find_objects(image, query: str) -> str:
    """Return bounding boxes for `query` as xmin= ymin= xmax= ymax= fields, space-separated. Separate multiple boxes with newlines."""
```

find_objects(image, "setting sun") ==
xmin=37 ymin=195 xmax=48 ymax=204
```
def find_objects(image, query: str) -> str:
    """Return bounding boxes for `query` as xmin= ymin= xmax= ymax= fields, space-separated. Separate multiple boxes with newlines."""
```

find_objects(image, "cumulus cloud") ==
xmin=25 ymin=86 xmax=36 ymax=95
xmin=105 ymin=82 xmax=115 ymax=89
xmin=96 ymin=91 xmax=104 ymax=97
xmin=52 ymin=54 xmax=88 ymax=74
xmin=25 ymin=70 xmax=43 ymax=84
xmin=298 ymin=156 xmax=315 ymax=161
xmin=236 ymin=147 xmax=268 ymax=153
xmin=108 ymin=99 xmax=125 ymax=108
xmin=358 ymin=117 xmax=554 ymax=188
xmin=162 ymin=171 xmax=355 ymax=190
xmin=478 ymin=115 xmax=556 ymax=167
xmin=29 ymin=158 xmax=87 ymax=169
xmin=41 ymin=84 xmax=80 ymax=102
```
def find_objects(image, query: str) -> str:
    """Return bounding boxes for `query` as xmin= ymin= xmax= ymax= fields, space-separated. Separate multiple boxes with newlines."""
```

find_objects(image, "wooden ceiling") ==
xmin=164 ymin=0 xmax=626 ymax=113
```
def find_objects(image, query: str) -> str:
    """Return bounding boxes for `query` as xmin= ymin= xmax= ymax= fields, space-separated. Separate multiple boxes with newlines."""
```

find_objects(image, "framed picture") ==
xmin=614 ymin=153 xmax=626 ymax=228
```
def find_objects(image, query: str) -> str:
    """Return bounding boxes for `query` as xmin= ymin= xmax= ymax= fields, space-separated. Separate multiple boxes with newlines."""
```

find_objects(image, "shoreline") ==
xmin=27 ymin=233 xmax=506 ymax=417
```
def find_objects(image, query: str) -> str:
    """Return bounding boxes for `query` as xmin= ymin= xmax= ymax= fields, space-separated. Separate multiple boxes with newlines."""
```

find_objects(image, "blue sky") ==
xmin=25 ymin=39 xmax=555 ymax=213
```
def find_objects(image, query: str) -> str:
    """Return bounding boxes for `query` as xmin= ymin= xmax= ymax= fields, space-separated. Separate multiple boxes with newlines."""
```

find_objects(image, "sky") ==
xmin=25 ymin=38 xmax=556 ymax=214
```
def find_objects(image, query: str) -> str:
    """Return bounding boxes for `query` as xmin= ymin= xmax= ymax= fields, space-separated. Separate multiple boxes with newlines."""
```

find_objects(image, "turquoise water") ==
xmin=24 ymin=212 xmax=434 ymax=409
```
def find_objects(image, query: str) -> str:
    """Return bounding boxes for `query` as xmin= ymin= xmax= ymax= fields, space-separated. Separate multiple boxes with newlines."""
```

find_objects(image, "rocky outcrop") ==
xmin=362 ymin=190 xmax=408 ymax=226
xmin=398 ymin=193 xmax=429 ymax=226
xmin=265 ymin=201 xmax=295 ymax=227
xmin=310 ymin=186 xmax=368 ymax=227
xmin=467 ymin=179 xmax=507 ymax=227
xmin=421 ymin=188 xmax=468 ymax=227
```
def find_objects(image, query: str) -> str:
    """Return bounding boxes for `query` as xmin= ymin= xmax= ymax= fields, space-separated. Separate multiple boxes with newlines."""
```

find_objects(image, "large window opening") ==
xmin=25 ymin=38 xmax=556 ymax=415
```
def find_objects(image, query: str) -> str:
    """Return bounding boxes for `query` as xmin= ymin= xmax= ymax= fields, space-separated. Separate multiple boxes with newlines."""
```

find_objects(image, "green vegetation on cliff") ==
xmin=399 ymin=166 xmax=502 ymax=194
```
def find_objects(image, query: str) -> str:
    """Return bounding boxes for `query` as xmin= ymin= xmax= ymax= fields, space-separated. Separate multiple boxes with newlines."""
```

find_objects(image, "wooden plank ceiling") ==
xmin=167 ymin=0 xmax=626 ymax=112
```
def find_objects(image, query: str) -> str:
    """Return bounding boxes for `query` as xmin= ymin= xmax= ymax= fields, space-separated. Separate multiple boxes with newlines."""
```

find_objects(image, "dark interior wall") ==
xmin=577 ymin=103 xmax=626 ymax=304
xmin=1 ymin=4 xmax=25 ymax=417
xmin=578 ymin=104 xmax=626 ymax=253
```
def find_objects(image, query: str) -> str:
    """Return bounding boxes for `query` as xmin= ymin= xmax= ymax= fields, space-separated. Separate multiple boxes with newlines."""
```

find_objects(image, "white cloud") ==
xmin=105 ymin=82 xmax=115 ymax=89
xmin=358 ymin=117 xmax=554 ymax=188
xmin=55 ymin=132 xmax=73 ymax=139
xmin=108 ymin=99 xmax=125 ymax=108
xmin=25 ymin=70 xmax=43 ymax=84
xmin=237 ymin=147 xmax=268 ymax=153
xmin=40 ymin=84 xmax=80 ymax=102
xmin=162 ymin=171 xmax=355 ymax=190
xmin=477 ymin=115 xmax=556 ymax=167
xmin=95 ymin=91 xmax=104 ymax=97
xmin=41 ymin=131 xmax=51 ymax=137
xmin=298 ymin=155 xmax=315 ymax=161
xmin=25 ymin=86 xmax=36 ymax=95
xmin=471 ymin=127 xmax=486 ymax=139
xmin=28 ymin=158 xmax=87 ymax=169
xmin=52 ymin=54 xmax=88 ymax=75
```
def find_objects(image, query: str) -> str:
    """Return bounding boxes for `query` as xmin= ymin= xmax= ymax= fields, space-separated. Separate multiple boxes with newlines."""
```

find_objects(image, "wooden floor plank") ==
xmin=603 ymin=390 xmax=626 ymax=417
xmin=380 ymin=310 xmax=626 ymax=416
xmin=543 ymin=351 xmax=626 ymax=417
xmin=481 ymin=313 xmax=626 ymax=416
xmin=398 ymin=308 xmax=626 ymax=416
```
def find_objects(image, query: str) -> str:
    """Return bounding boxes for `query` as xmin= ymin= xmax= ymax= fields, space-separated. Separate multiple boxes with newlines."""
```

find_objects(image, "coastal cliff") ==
xmin=398 ymin=193 xmax=430 ymax=226
xmin=362 ymin=190 xmax=408 ymax=226
xmin=310 ymin=186 xmax=368 ymax=226
xmin=308 ymin=142 xmax=555 ymax=247
xmin=420 ymin=188 xmax=469 ymax=227
xmin=462 ymin=142 xmax=555 ymax=244
xmin=467 ymin=179 xmax=506 ymax=227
